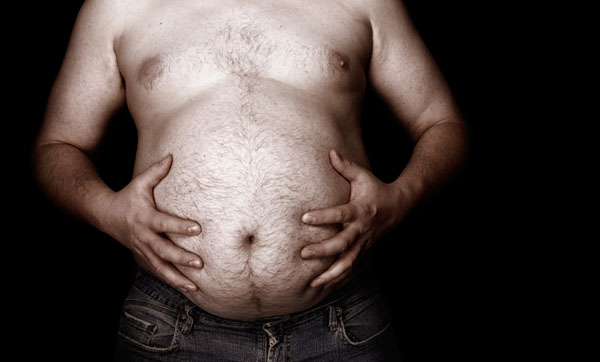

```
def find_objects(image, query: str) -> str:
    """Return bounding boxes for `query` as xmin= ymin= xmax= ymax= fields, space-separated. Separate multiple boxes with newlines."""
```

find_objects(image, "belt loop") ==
xmin=328 ymin=305 xmax=338 ymax=331
xmin=180 ymin=304 xmax=195 ymax=335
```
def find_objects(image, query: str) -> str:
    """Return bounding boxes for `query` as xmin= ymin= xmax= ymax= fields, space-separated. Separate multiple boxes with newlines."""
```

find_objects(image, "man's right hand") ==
xmin=105 ymin=154 xmax=203 ymax=293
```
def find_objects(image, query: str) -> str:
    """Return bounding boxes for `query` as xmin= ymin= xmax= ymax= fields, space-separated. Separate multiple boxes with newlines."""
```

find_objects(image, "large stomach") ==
xmin=144 ymin=86 xmax=361 ymax=320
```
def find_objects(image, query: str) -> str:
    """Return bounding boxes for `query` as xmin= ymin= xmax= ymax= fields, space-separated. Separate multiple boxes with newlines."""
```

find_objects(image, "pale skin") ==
xmin=34 ymin=0 xmax=466 ymax=297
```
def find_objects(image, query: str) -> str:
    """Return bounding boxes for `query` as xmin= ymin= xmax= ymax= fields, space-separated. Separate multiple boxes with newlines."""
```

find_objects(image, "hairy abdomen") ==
xmin=149 ymin=84 xmax=355 ymax=319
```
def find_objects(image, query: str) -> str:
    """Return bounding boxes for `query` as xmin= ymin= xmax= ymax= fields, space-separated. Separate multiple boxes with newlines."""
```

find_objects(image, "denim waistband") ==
xmin=132 ymin=267 xmax=381 ymax=329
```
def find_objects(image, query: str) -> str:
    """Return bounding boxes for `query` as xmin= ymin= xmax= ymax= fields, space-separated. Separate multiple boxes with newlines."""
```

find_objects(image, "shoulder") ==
xmin=78 ymin=0 xmax=129 ymax=21
xmin=75 ymin=0 xmax=154 ymax=48
xmin=73 ymin=0 xmax=128 ymax=37
xmin=352 ymin=0 xmax=419 ymax=58
xmin=76 ymin=0 xmax=155 ymax=35
xmin=349 ymin=0 xmax=414 ymax=50
xmin=352 ymin=0 xmax=410 ymax=24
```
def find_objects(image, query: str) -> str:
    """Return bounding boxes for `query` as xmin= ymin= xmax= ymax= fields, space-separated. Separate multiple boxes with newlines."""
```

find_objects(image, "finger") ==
xmin=301 ymin=224 xmax=359 ymax=259
xmin=302 ymin=203 xmax=356 ymax=225
xmin=321 ymin=266 xmax=353 ymax=292
xmin=140 ymin=245 xmax=199 ymax=293
xmin=150 ymin=211 xmax=202 ymax=235
xmin=311 ymin=237 xmax=363 ymax=288
xmin=330 ymin=149 xmax=363 ymax=182
xmin=146 ymin=233 xmax=204 ymax=269
xmin=136 ymin=154 xmax=173 ymax=191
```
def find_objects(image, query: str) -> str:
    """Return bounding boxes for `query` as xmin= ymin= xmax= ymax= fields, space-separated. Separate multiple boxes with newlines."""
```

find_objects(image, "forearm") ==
xmin=32 ymin=142 xmax=115 ymax=233
xmin=391 ymin=120 xmax=468 ymax=220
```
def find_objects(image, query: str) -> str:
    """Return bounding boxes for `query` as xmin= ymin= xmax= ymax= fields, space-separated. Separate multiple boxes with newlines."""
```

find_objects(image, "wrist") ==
xmin=388 ymin=177 xmax=422 ymax=224
xmin=85 ymin=185 xmax=120 ymax=236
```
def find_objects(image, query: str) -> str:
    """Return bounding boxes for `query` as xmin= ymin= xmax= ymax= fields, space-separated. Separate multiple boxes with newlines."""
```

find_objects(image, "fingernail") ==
xmin=184 ymin=284 xmax=197 ymax=292
xmin=312 ymin=278 xmax=324 ymax=288
xmin=302 ymin=248 xmax=316 ymax=259
xmin=187 ymin=224 xmax=201 ymax=234
xmin=161 ymin=155 xmax=171 ymax=164
xmin=332 ymin=149 xmax=342 ymax=160
xmin=302 ymin=214 xmax=316 ymax=224
xmin=189 ymin=259 xmax=203 ymax=268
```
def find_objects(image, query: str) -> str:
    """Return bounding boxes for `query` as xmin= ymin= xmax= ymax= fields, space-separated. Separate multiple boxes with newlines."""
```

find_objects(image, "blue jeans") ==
xmin=115 ymin=268 xmax=401 ymax=361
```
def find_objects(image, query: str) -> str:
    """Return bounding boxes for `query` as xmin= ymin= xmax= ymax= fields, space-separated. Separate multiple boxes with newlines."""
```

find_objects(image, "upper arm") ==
xmin=37 ymin=0 xmax=126 ymax=153
xmin=366 ymin=0 xmax=463 ymax=139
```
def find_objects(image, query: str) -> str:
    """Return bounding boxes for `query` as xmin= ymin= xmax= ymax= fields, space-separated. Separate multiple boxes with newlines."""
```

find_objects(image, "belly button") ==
xmin=239 ymin=228 xmax=258 ymax=247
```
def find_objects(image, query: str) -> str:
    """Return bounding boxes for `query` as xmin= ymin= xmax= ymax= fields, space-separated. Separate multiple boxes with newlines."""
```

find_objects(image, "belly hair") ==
xmin=151 ymin=101 xmax=349 ymax=308
xmin=159 ymin=151 xmax=341 ymax=295
xmin=172 ymin=214 xmax=336 ymax=315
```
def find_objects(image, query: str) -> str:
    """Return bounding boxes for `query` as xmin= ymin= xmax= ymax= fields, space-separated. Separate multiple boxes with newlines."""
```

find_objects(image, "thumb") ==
xmin=329 ymin=149 xmax=362 ymax=181
xmin=136 ymin=154 xmax=173 ymax=190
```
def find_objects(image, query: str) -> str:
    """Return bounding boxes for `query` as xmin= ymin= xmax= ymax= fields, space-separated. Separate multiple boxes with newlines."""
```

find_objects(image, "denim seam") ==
xmin=121 ymin=310 xmax=157 ymax=336
xmin=284 ymin=332 xmax=292 ymax=362
xmin=117 ymin=331 xmax=180 ymax=355
xmin=191 ymin=313 xmax=265 ymax=329
xmin=133 ymin=281 xmax=187 ymax=311
xmin=336 ymin=313 xmax=392 ymax=346
xmin=123 ymin=298 xmax=180 ymax=318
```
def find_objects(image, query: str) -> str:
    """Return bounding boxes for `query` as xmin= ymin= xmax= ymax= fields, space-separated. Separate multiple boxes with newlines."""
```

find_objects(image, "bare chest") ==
xmin=116 ymin=1 xmax=372 ymax=111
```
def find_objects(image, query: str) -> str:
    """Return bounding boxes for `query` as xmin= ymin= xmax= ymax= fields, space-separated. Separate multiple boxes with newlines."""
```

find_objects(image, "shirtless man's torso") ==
xmin=35 ymin=0 xmax=466 ymax=329
xmin=123 ymin=0 xmax=370 ymax=319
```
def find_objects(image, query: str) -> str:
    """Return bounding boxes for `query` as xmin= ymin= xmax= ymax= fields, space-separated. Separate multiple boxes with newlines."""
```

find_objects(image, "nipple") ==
xmin=138 ymin=54 xmax=166 ymax=91
xmin=329 ymin=50 xmax=350 ymax=72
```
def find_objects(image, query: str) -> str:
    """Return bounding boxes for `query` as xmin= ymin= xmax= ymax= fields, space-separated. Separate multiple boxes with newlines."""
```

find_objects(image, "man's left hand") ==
xmin=301 ymin=149 xmax=405 ymax=289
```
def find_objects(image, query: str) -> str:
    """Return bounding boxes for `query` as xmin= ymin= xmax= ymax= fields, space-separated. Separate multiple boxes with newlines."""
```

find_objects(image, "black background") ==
xmin=10 ymin=1 xmax=569 ymax=361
